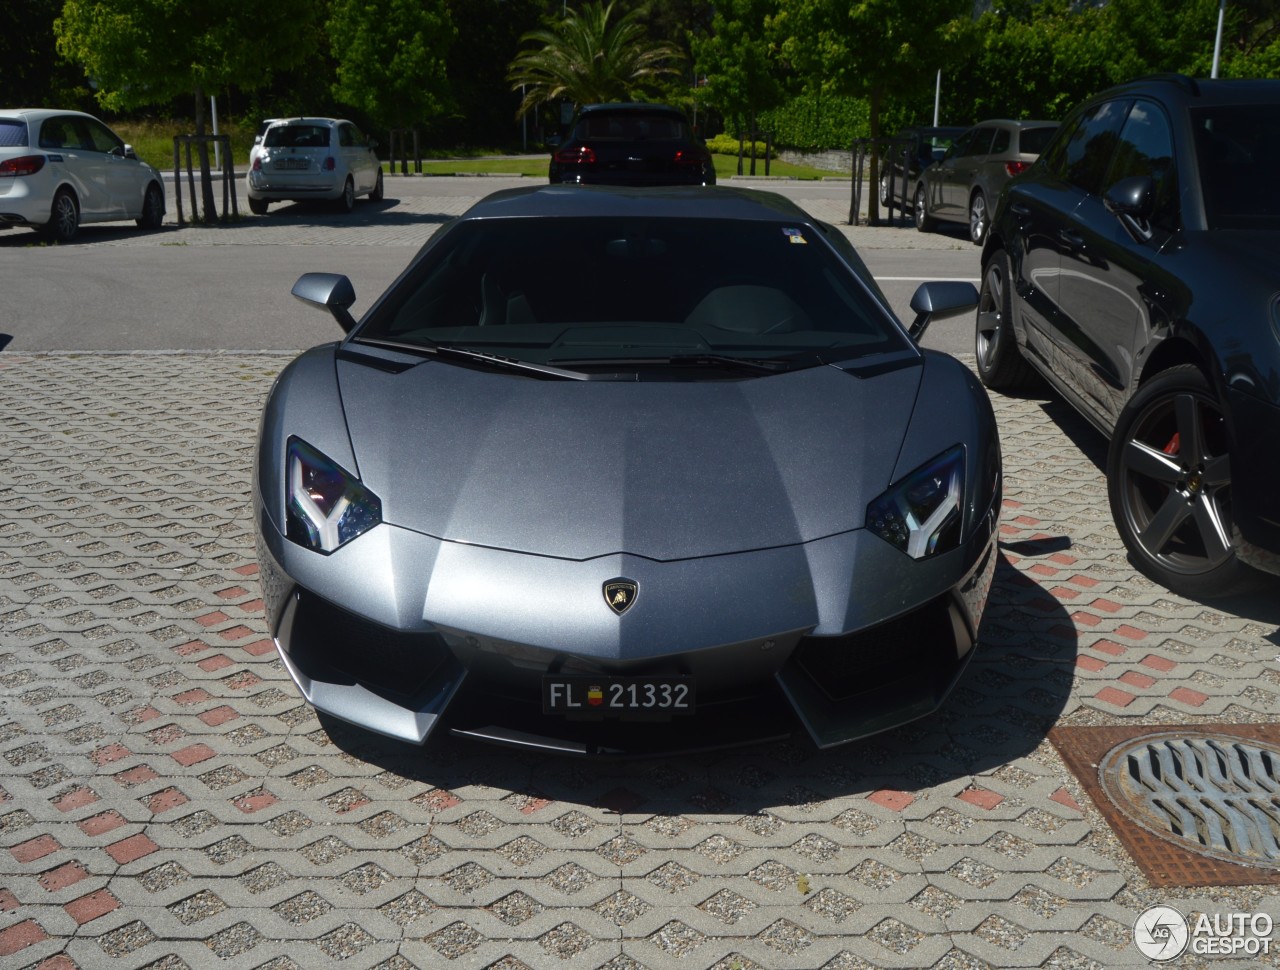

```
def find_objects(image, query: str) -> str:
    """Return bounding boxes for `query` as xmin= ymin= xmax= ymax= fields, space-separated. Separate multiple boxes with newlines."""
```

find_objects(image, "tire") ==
xmin=136 ymin=183 xmax=164 ymax=229
xmin=1106 ymin=364 xmax=1248 ymax=598
xmin=969 ymin=190 xmax=989 ymax=245
xmin=337 ymin=177 xmax=355 ymax=213
xmin=913 ymin=184 xmax=935 ymax=232
xmin=878 ymin=172 xmax=890 ymax=208
xmin=975 ymin=251 xmax=1037 ymax=391
xmin=369 ymin=168 xmax=384 ymax=203
xmin=44 ymin=189 xmax=79 ymax=243
xmin=248 ymin=196 xmax=269 ymax=215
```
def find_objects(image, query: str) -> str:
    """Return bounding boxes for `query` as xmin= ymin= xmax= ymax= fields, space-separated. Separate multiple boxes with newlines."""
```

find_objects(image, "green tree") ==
xmin=691 ymin=0 xmax=785 ymax=142
xmin=55 ymin=0 xmax=321 ymax=221
xmin=327 ymin=0 xmax=455 ymax=133
xmin=774 ymin=0 xmax=971 ymax=223
xmin=507 ymin=2 xmax=685 ymax=119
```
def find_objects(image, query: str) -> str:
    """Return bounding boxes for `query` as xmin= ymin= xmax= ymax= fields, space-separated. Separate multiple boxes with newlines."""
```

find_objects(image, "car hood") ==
xmin=336 ymin=353 xmax=923 ymax=562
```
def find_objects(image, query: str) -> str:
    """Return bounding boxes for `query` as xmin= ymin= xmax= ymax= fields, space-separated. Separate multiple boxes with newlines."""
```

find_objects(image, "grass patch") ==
xmin=112 ymin=118 xmax=258 ymax=170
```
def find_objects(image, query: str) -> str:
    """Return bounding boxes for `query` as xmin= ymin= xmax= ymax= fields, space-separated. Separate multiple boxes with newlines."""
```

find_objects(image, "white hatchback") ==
xmin=246 ymin=118 xmax=383 ymax=214
xmin=0 ymin=108 xmax=166 ymax=242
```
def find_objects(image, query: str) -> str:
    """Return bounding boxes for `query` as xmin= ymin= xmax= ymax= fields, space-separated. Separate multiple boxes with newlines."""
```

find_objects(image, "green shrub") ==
xmin=758 ymin=93 xmax=870 ymax=151
xmin=705 ymin=133 xmax=772 ymax=159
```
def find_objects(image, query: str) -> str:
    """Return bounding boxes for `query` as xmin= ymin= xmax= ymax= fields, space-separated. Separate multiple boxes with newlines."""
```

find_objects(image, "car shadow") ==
xmin=313 ymin=549 xmax=1077 ymax=815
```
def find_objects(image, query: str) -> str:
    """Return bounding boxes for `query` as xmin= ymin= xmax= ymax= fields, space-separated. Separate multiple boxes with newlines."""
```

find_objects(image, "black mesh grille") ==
xmin=288 ymin=590 xmax=451 ymax=698
xmin=792 ymin=596 xmax=960 ymax=703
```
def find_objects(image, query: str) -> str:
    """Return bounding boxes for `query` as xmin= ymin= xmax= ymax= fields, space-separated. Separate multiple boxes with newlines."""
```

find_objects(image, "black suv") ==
xmin=977 ymin=75 xmax=1280 ymax=596
xmin=548 ymin=103 xmax=715 ymax=187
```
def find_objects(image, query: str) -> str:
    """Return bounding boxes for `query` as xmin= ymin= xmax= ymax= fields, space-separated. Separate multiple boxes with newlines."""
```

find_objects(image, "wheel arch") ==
xmin=1135 ymin=330 xmax=1223 ymax=399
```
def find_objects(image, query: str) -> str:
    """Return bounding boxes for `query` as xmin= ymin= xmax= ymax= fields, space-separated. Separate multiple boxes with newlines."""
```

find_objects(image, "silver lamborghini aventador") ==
xmin=253 ymin=184 xmax=1001 ymax=756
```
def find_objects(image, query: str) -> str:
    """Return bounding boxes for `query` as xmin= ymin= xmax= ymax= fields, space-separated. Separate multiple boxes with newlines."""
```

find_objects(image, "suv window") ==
xmin=578 ymin=112 xmax=687 ymax=141
xmin=1192 ymin=102 xmax=1280 ymax=229
xmin=1106 ymin=100 xmax=1178 ymax=227
xmin=1048 ymin=100 xmax=1130 ymax=194
xmin=990 ymin=128 xmax=1011 ymax=154
xmin=1018 ymin=125 xmax=1058 ymax=155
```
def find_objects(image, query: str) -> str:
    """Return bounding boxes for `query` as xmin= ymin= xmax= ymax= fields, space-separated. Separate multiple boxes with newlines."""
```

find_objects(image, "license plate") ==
xmin=543 ymin=676 xmax=695 ymax=718
xmin=275 ymin=158 xmax=308 ymax=170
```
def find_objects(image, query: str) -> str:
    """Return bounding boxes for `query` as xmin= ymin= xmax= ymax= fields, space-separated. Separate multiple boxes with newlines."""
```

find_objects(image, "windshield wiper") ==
xmin=358 ymin=339 xmax=601 ymax=380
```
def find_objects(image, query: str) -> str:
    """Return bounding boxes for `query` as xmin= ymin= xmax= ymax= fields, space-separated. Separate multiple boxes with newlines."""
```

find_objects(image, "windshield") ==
xmin=355 ymin=216 xmax=909 ymax=372
xmin=1193 ymin=103 xmax=1280 ymax=230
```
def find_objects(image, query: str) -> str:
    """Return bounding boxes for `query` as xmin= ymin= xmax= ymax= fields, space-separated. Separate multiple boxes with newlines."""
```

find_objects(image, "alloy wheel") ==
xmin=1114 ymin=388 xmax=1233 ymax=578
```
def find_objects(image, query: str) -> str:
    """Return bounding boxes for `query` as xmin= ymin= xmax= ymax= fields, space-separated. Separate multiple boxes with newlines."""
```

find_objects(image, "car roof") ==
xmin=459 ymin=184 xmax=815 ymax=224
xmin=969 ymin=118 xmax=1058 ymax=129
xmin=266 ymin=117 xmax=348 ymax=127
xmin=577 ymin=103 xmax=686 ymax=117
xmin=0 ymin=108 xmax=101 ymax=123
xmin=1097 ymin=74 xmax=1280 ymax=107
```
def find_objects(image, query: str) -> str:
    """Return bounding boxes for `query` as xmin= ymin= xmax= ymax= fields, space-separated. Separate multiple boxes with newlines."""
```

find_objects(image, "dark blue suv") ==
xmin=977 ymin=75 xmax=1280 ymax=597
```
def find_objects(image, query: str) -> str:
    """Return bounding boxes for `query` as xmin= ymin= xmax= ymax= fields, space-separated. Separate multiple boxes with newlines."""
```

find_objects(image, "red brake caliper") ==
xmin=1162 ymin=432 xmax=1181 ymax=456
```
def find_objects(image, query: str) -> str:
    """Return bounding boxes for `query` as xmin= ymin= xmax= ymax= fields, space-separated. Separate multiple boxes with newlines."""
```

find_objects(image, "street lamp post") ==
xmin=1212 ymin=0 xmax=1226 ymax=78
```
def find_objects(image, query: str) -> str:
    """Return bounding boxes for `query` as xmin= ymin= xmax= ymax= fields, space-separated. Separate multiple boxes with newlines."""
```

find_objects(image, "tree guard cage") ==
xmin=388 ymin=129 xmax=421 ymax=175
xmin=849 ymin=136 xmax=913 ymax=227
xmin=736 ymin=130 xmax=772 ymax=177
xmin=172 ymin=134 xmax=238 ymax=226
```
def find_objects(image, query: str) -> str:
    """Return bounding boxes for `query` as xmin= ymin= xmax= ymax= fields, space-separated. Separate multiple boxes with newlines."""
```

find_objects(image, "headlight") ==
xmin=867 ymin=446 xmax=964 ymax=559
xmin=285 ymin=437 xmax=382 ymax=554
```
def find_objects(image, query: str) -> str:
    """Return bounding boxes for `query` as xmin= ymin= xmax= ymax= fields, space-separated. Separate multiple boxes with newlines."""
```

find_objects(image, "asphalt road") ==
xmin=0 ymin=174 xmax=982 ymax=356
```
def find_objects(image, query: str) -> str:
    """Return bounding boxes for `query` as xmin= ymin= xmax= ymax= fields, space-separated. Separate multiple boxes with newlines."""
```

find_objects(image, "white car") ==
xmin=246 ymin=118 xmax=383 ymax=215
xmin=0 ymin=108 xmax=166 ymax=242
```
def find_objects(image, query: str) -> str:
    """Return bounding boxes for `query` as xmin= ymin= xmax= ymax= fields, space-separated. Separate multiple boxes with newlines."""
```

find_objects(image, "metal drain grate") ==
xmin=1100 ymin=732 xmax=1280 ymax=869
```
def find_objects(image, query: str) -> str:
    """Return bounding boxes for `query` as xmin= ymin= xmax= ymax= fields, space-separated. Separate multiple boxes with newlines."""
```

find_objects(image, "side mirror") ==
xmin=292 ymin=272 xmax=358 ymax=333
xmin=907 ymin=281 xmax=979 ymax=342
xmin=1104 ymin=175 xmax=1155 ymax=241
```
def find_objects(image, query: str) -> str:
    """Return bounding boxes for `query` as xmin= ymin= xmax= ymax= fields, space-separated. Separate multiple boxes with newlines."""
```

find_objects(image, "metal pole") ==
xmin=211 ymin=96 xmax=221 ymax=169
xmin=933 ymin=70 xmax=941 ymax=127
xmin=1212 ymin=0 xmax=1226 ymax=78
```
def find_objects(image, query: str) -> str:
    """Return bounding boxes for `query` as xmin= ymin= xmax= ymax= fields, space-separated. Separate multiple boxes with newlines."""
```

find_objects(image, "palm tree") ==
xmin=507 ymin=2 xmax=684 ymax=117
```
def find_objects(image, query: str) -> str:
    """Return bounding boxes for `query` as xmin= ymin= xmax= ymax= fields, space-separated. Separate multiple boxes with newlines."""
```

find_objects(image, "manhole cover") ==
xmin=1100 ymin=732 xmax=1280 ymax=870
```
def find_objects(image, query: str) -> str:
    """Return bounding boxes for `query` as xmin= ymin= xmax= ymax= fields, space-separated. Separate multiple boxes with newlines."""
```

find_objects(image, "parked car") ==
xmin=246 ymin=117 xmax=382 ymax=215
xmin=0 ymin=108 xmax=165 ymax=242
xmin=879 ymin=125 xmax=967 ymax=210
xmin=548 ymin=103 xmax=715 ymax=186
xmin=914 ymin=118 xmax=1058 ymax=244
xmin=254 ymin=183 xmax=999 ymax=756
xmin=977 ymin=74 xmax=1280 ymax=597
xmin=247 ymin=117 xmax=286 ymax=173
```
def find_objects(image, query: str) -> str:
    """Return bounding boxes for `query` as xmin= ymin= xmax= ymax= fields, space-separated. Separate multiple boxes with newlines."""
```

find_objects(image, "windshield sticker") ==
xmin=782 ymin=228 xmax=807 ymax=244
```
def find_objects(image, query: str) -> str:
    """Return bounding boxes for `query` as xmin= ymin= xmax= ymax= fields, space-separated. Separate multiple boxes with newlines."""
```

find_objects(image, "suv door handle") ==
xmin=1059 ymin=229 xmax=1084 ymax=248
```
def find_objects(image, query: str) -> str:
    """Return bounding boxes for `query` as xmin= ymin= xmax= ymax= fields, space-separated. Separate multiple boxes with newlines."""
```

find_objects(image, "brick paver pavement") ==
xmin=2 ymin=182 xmax=1279 ymax=969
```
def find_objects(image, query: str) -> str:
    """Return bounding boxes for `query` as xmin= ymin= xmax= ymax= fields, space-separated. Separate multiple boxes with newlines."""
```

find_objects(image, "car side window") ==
xmin=989 ymin=128 xmax=1011 ymax=154
xmin=1106 ymin=100 xmax=1179 ymax=228
xmin=1059 ymin=99 xmax=1130 ymax=194
xmin=961 ymin=128 xmax=996 ymax=157
xmin=83 ymin=118 xmax=123 ymax=154
xmin=39 ymin=118 xmax=72 ymax=149
xmin=339 ymin=124 xmax=355 ymax=148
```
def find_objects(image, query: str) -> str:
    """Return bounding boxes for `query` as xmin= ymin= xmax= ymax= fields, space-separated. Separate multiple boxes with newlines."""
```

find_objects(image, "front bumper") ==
xmin=256 ymin=496 xmax=998 ymax=756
